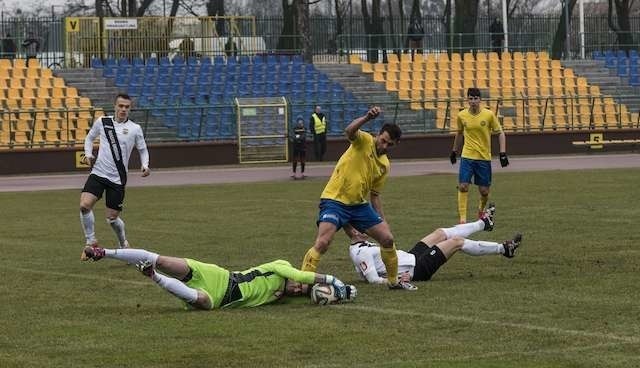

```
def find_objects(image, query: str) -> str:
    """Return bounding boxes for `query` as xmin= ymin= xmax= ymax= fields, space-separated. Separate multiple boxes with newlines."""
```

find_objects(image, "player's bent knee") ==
xmin=80 ymin=206 xmax=91 ymax=214
xmin=458 ymin=184 xmax=470 ymax=192
xmin=378 ymin=235 xmax=395 ymax=248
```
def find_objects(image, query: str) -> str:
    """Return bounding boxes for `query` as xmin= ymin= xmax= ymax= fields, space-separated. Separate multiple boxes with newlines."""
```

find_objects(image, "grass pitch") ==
xmin=1 ymin=168 xmax=639 ymax=367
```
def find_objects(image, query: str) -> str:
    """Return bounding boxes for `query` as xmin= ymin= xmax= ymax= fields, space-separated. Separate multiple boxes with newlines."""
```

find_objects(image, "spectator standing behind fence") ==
xmin=22 ymin=32 xmax=40 ymax=60
xmin=489 ymin=19 xmax=504 ymax=55
xmin=407 ymin=16 xmax=424 ymax=61
xmin=224 ymin=36 xmax=238 ymax=58
xmin=1 ymin=34 xmax=16 ymax=59
xmin=309 ymin=105 xmax=327 ymax=161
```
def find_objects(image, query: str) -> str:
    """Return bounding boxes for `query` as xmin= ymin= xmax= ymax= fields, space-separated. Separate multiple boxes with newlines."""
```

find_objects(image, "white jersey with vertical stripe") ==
xmin=84 ymin=116 xmax=148 ymax=185
xmin=348 ymin=242 xmax=416 ymax=284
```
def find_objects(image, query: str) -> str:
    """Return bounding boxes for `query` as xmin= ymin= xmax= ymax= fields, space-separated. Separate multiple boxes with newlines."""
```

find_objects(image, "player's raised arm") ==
xmin=344 ymin=106 xmax=382 ymax=141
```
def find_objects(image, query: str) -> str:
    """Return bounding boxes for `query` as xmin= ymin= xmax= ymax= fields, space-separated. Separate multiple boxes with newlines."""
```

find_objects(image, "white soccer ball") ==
xmin=310 ymin=283 xmax=339 ymax=305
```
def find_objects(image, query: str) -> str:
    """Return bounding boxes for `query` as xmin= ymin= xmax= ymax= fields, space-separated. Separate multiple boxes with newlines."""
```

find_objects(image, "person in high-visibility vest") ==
xmin=309 ymin=105 xmax=327 ymax=161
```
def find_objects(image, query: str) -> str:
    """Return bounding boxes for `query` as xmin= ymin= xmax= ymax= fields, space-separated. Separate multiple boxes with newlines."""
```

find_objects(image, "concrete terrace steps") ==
xmin=562 ymin=59 xmax=640 ymax=113
xmin=53 ymin=68 xmax=176 ymax=141
xmin=314 ymin=64 xmax=436 ymax=132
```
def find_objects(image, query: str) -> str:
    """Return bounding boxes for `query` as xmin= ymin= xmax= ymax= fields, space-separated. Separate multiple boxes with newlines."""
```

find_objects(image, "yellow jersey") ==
xmin=321 ymin=131 xmax=389 ymax=205
xmin=455 ymin=107 xmax=502 ymax=161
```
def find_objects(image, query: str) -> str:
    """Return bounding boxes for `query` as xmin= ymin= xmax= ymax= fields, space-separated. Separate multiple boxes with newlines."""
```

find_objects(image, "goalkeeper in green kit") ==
xmin=81 ymin=245 xmax=356 ymax=309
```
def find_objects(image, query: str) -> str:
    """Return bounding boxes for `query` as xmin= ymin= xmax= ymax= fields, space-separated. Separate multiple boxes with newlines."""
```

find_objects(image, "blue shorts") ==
xmin=459 ymin=158 xmax=492 ymax=187
xmin=317 ymin=199 xmax=383 ymax=233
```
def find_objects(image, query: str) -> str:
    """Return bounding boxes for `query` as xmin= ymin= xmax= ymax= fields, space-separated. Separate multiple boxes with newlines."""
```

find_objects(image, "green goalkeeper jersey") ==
xmin=185 ymin=259 xmax=316 ymax=309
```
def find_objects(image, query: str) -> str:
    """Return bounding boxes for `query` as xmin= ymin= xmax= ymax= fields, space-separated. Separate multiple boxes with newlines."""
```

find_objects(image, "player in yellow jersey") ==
xmin=300 ymin=106 xmax=416 ymax=290
xmin=450 ymin=88 xmax=509 ymax=223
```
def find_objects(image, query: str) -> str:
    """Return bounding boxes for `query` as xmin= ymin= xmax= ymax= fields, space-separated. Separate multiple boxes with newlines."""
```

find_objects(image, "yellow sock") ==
xmin=380 ymin=245 xmax=398 ymax=284
xmin=479 ymin=194 xmax=488 ymax=213
xmin=457 ymin=191 xmax=468 ymax=223
xmin=301 ymin=247 xmax=322 ymax=272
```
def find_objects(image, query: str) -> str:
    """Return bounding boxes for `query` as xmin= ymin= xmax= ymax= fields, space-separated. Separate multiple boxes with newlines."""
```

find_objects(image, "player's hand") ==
xmin=141 ymin=166 xmax=151 ymax=177
xmin=499 ymin=152 xmax=509 ymax=167
xmin=326 ymin=275 xmax=347 ymax=300
xmin=366 ymin=106 xmax=382 ymax=120
xmin=81 ymin=155 xmax=94 ymax=167
xmin=449 ymin=151 xmax=457 ymax=165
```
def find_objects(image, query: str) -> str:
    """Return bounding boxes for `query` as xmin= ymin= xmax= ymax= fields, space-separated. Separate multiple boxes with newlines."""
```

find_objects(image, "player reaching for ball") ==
xmin=80 ymin=245 xmax=356 ymax=310
xmin=348 ymin=203 xmax=522 ymax=284
xmin=300 ymin=106 xmax=415 ymax=290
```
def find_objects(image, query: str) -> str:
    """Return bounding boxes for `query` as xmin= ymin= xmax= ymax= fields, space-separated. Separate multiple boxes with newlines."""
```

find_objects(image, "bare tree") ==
xmin=297 ymin=0 xmax=312 ymax=61
xmin=453 ymin=0 xmax=479 ymax=53
xmin=361 ymin=0 xmax=384 ymax=63
xmin=608 ymin=0 xmax=635 ymax=53
xmin=551 ymin=0 xmax=576 ymax=59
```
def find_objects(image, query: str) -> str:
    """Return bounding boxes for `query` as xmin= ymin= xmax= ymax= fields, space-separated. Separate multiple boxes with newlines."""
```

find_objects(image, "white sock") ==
xmin=151 ymin=272 xmax=198 ymax=303
xmin=461 ymin=239 xmax=504 ymax=256
xmin=108 ymin=217 xmax=127 ymax=247
xmin=105 ymin=248 xmax=159 ymax=265
xmin=442 ymin=220 xmax=485 ymax=239
xmin=80 ymin=210 xmax=97 ymax=244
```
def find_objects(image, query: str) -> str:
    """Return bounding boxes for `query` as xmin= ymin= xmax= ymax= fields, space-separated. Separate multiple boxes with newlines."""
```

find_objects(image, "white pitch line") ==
xmin=344 ymin=305 xmax=640 ymax=344
xmin=7 ymin=265 xmax=150 ymax=286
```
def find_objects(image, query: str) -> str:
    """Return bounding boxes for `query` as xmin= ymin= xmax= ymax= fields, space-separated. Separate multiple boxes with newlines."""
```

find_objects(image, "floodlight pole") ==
xmin=501 ymin=0 xmax=508 ymax=52
xmin=579 ymin=0 xmax=585 ymax=59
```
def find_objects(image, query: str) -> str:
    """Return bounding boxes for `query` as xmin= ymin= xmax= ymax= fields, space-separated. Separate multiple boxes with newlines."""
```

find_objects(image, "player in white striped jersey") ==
xmin=79 ymin=93 xmax=150 ymax=250
xmin=348 ymin=204 xmax=522 ymax=284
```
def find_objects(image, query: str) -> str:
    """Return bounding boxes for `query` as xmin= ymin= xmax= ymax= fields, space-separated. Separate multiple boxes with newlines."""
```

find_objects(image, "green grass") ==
xmin=1 ymin=169 xmax=639 ymax=367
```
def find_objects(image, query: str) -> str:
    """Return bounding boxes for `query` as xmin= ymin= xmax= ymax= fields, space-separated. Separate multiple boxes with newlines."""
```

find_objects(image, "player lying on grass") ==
xmin=81 ymin=246 xmax=356 ymax=310
xmin=348 ymin=203 xmax=522 ymax=284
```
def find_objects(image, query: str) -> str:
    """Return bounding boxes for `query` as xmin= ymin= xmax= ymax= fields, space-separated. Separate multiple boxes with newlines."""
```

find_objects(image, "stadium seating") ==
xmin=95 ymin=54 xmax=366 ymax=140
xmin=0 ymin=59 xmax=100 ymax=148
xmin=354 ymin=51 xmax=636 ymax=132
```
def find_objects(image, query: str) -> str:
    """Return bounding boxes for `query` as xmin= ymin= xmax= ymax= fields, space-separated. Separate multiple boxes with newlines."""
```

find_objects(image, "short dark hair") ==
xmin=467 ymin=88 xmax=481 ymax=98
xmin=115 ymin=93 xmax=132 ymax=102
xmin=380 ymin=123 xmax=402 ymax=141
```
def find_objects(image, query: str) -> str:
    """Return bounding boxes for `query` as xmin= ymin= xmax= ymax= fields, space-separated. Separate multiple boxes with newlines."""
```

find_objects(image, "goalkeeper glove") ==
xmin=325 ymin=275 xmax=346 ymax=300
xmin=449 ymin=151 xmax=457 ymax=165
xmin=499 ymin=152 xmax=509 ymax=167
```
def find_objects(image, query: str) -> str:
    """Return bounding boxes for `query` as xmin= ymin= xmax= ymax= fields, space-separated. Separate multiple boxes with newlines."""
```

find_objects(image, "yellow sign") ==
xmin=76 ymin=151 xmax=90 ymax=168
xmin=66 ymin=18 xmax=80 ymax=33
xmin=589 ymin=133 xmax=603 ymax=149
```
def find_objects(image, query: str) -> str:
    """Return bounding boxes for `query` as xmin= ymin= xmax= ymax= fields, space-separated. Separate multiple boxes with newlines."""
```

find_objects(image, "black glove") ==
xmin=449 ymin=151 xmax=457 ymax=165
xmin=499 ymin=152 xmax=509 ymax=167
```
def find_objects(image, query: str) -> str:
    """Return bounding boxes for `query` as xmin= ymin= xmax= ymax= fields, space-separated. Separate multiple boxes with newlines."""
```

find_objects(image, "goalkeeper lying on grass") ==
xmin=81 ymin=245 xmax=356 ymax=310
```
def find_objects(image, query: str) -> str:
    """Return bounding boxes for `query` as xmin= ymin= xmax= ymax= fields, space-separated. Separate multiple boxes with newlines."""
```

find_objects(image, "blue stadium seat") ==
xmin=147 ymin=57 xmax=158 ymax=65
xmin=278 ymin=55 xmax=291 ymax=64
xmin=173 ymin=55 xmax=185 ymax=66
xmin=629 ymin=74 xmax=640 ymax=87
xmin=253 ymin=55 xmax=265 ymax=65
xmin=604 ymin=50 xmax=616 ymax=68
xmin=201 ymin=56 xmax=212 ymax=65
xmin=617 ymin=57 xmax=628 ymax=77
xmin=266 ymin=55 xmax=277 ymax=66
xmin=118 ymin=57 xmax=131 ymax=67
xmin=132 ymin=57 xmax=144 ymax=66
xmin=159 ymin=56 xmax=171 ymax=66
xmin=292 ymin=54 xmax=303 ymax=65
xmin=213 ymin=56 xmax=225 ymax=65
xmin=91 ymin=58 xmax=103 ymax=69
xmin=187 ymin=56 xmax=199 ymax=66
xmin=239 ymin=55 xmax=251 ymax=64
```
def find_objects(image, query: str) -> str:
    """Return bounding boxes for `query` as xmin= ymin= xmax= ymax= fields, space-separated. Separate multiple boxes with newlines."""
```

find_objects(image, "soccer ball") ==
xmin=310 ymin=283 xmax=339 ymax=305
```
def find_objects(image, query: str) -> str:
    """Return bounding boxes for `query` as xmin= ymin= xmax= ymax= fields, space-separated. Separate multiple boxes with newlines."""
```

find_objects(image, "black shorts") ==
xmin=292 ymin=148 xmax=306 ymax=161
xmin=408 ymin=242 xmax=448 ymax=281
xmin=82 ymin=174 xmax=125 ymax=211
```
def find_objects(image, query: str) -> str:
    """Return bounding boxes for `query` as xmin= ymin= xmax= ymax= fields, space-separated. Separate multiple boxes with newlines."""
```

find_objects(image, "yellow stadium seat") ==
xmin=349 ymin=54 xmax=362 ymax=64
xmin=387 ymin=54 xmax=399 ymax=64
xmin=399 ymin=61 xmax=412 ymax=71
xmin=40 ymin=69 xmax=53 ymax=78
xmin=551 ymin=60 xmax=562 ymax=69
xmin=373 ymin=63 xmax=386 ymax=73
xmin=11 ymin=68 xmax=25 ymax=79
xmin=373 ymin=71 xmax=385 ymax=82
xmin=387 ymin=62 xmax=398 ymax=73
xmin=400 ymin=53 xmax=412 ymax=63
xmin=361 ymin=62 xmax=373 ymax=73
xmin=13 ymin=59 xmax=27 ymax=69
xmin=36 ymin=87 xmax=51 ymax=99
xmin=9 ymin=79 xmax=23 ymax=89
xmin=24 ymin=79 xmax=38 ymax=89
xmin=412 ymin=61 xmax=424 ymax=73
xmin=66 ymin=87 xmax=79 ymax=98
xmin=12 ymin=131 xmax=32 ymax=146
xmin=26 ymin=68 xmax=39 ymax=79
xmin=0 ymin=59 xmax=11 ymax=69
xmin=39 ymin=77 xmax=53 ymax=89
xmin=385 ymin=79 xmax=397 ymax=91
xmin=65 ymin=97 xmax=79 ymax=108
xmin=438 ymin=59 xmax=450 ymax=71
